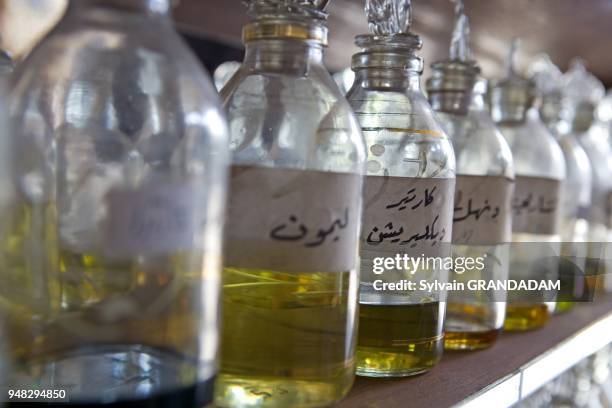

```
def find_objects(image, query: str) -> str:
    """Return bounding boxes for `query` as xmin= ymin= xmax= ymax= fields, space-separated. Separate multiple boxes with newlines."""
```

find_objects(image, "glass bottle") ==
xmin=347 ymin=0 xmax=455 ymax=376
xmin=0 ymin=48 xmax=13 ymax=394
xmin=426 ymin=0 xmax=513 ymax=350
xmin=217 ymin=1 xmax=365 ymax=406
xmin=529 ymin=55 xmax=591 ymax=312
xmin=3 ymin=0 xmax=229 ymax=406
xmin=491 ymin=40 xmax=566 ymax=331
xmin=561 ymin=60 xmax=612 ymax=294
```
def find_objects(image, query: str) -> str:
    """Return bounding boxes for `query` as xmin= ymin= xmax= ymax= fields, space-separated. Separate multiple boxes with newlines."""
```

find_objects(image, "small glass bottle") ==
xmin=4 ymin=0 xmax=229 ymax=405
xmin=530 ymin=55 xmax=592 ymax=312
xmin=217 ymin=1 xmax=365 ymax=406
xmin=561 ymin=60 xmax=612 ymax=293
xmin=426 ymin=0 xmax=513 ymax=350
xmin=491 ymin=40 xmax=566 ymax=331
xmin=347 ymin=0 xmax=455 ymax=376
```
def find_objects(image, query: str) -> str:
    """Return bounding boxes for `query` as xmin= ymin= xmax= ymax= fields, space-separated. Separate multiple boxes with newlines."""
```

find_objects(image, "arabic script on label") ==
xmin=225 ymin=165 xmax=363 ymax=273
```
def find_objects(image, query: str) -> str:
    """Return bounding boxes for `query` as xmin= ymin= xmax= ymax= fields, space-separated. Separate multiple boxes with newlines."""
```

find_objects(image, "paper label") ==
xmin=361 ymin=176 xmax=455 ymax=258
xmin=452 ymin=175 xmax=514 ymax=244
xmin=105 ymin=181 xmax=203 ymax=257
xmin=512 ymin=176 xmax=563 ymax=235
xmin=224 ymin=165 xmax=363 ymax=273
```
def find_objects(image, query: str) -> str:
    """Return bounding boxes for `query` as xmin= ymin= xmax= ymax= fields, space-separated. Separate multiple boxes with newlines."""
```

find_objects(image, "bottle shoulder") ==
xmin=498 ymin=119 xmax=565 ymax=180
xmin=10 ymin=12 xmax=229 ymax=179
xmin=345 ymin=89 xmax=455 ymax=179
xmin=12 ymin=14 xmax=221 ymax=117
xmin=436 ymin=110 xmax=514 ymax=179
xmin=222 ymin=65 xmax=366 ymax=174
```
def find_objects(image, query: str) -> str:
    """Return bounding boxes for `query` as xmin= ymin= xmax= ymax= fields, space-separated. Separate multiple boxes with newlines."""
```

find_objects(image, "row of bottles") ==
xmin=1 ymin=0 xmax=611 ymax=406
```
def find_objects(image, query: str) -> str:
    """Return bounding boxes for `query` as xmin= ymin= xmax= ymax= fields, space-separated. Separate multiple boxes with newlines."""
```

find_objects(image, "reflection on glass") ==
xmin=2 ymin=0 xmax=229 ymax=405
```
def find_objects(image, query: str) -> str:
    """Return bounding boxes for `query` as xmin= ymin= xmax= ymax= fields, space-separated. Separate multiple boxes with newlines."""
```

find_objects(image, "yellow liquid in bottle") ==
xmin=0 ymin=203 xmax=217 ymax=392
xmin=504 ymin=303 xmax=550 ymax=331
xmin=355 ymin=302 xmax=444 ymax=377
xmin=6 ymin=248 xmax=213 ymax=357
xmin=216 ymin=267 xmax=357 ymax=408
xmin=444 ymin=303 xmax=501 ymax=350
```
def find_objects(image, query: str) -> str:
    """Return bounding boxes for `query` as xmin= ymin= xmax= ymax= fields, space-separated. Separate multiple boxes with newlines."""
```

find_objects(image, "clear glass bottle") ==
xmin=426 ymin=0 xmax=513 ymax=350
xmin=0 ymin=48 xmax=13 ymax=393
xmin=529 ymin=55 xmax=591 ymax=312
xmin=217 ymin=1 xmax=365 ymax=406
xmin=561 ymin=60 xmax=611 ymax=294
xmin=3 ymin=0 xmax=229 ymax=405
xmin=347 ymin=0 xmax=455 ymax=376
xmin=491 ymin=40 xmax=566 ymax=331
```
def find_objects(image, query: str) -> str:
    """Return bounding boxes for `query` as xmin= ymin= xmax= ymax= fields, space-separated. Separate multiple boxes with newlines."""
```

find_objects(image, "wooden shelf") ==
xmin=339 ymin=296 xmax=612 ymax=408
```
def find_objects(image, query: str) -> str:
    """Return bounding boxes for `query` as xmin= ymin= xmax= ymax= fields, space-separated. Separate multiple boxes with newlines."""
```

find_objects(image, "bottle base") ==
xmin=214 ymin=374 xmax=354 ymax=408
xmin=355 ymin=338 xmax=443 ymax=378
xmin=504 ymin=304 xmax=550 ymax=331
xmin=5 ymin=344 xmax=213 ymax=407
xmin=444 ymin=329 xmax=500 ymax=350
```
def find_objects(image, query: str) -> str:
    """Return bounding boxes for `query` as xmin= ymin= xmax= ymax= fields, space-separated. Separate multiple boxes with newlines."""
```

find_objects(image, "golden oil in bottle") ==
xmin=356 ymin=302 xmax=444 ymax=377
xmin=444 ymin=303 xmax=502 ymax=350
xmin=504 ymin=303 xmax=551 ymax=331
xmin=4 ymin=246 xmax=218 ymax=359
xmin=216 ymin=267 xmax=357 ymax=408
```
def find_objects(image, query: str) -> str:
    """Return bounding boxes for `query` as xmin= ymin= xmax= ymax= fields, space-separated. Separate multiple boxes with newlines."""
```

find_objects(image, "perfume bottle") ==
xmin=426 ymin=0 xmax=513 ymax=350
xmin=529 ymin=55 xmax=591 ymax=311
xmin=491 ymin=40 xmax=566 ymax=331
xmin=561 ymin=60 xmax=611 ymax=293
xmin=217 ymin=1 xmax=365 ymax=406
xmin=347 ymin=0 xmax=455 ymax=376
xmin=0 ymin=49 xmax=13 ymax=393
xmin=3 ymin=0 xmax=229 ymax=406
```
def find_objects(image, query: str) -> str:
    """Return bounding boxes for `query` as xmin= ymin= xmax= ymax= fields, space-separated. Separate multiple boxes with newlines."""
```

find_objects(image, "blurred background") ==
xmin=2 ymin=0 xmax=612 ymax=86
xmin=0 ymin=0 xmax=612 ymax=87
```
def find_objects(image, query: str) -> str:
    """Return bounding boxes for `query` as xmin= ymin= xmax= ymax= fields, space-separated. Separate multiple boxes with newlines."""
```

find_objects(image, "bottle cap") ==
xmin=352 ymin=0 xmax=423 ymax=72
xmin=527 ymin=54 xmax=563 ymax=129
xmin=561 ymin=59 xmax=605 ymax=132
xmin=243 ymin=0 xmax=331 ymax=44
xmin=426 ymin=0 xmax=479 ymax=115
xmin=490 ymin=39 xmax=536 ymax=124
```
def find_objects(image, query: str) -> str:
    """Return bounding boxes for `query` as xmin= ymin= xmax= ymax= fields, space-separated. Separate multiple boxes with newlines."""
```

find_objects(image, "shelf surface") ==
xmin=339 ymin=295 xmax=612 ymax=408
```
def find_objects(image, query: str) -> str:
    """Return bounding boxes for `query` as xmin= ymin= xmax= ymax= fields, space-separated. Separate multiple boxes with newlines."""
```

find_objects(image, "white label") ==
xmin=224 ymin=165 xmax=363 ymax=273
xmin=105 ymin=181 xmax=203 ymax=257
xmin=512 ymin=176 xmax=563 ymax=235
xmin=361 ymin=176 xmax=455 ymax=258
xmin=453 ymin=175 xmax=514 ymax=244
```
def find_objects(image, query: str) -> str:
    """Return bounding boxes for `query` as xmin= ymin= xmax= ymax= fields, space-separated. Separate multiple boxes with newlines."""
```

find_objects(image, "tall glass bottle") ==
xmin=3 ymin=0 xmax=229 ymax=405
xmin=561 ymin=60 xmax=611 ymax=293
xmin=0 ymin=47 xmax=13 ymax=395
xmin=347 ymin=0 xmax=455 ymax=376
xmin=217 ymin=1 xmax=365 ymax=406
xmin=491 ymin=40 xmax=565 ymax=331
xmin=529 ymin=55 xmax=592 ymax=311
xmin=426 ymin=0 xmax=513 ymax=350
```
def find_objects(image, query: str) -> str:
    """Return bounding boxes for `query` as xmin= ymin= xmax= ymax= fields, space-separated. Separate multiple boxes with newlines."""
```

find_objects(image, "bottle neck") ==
xmin=353 ymin=68 xmax=421 ymax=92
xmin=68 ymin=0 xmax=171 ymax=15
xmin=243 ymin=39 xmax=324 ymax=75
